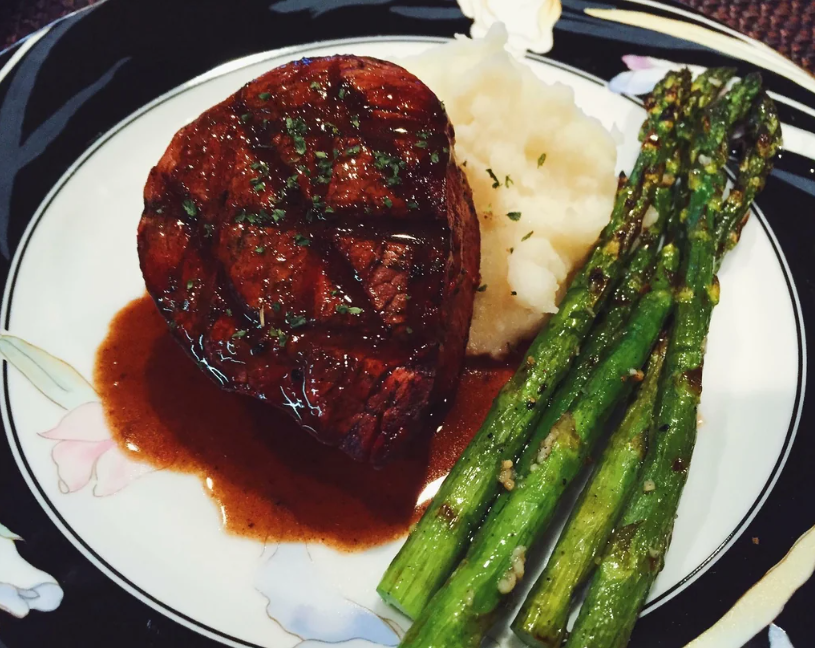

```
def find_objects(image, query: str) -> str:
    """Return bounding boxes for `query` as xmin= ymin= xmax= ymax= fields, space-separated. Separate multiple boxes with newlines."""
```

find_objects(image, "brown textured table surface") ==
xmin=1 ymin=0 xmax=814 ymax=72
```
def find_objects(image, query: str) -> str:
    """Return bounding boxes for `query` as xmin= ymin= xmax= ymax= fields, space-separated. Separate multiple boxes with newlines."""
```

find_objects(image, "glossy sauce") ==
xmin=95 ymin=295 xmax=514 ymax=551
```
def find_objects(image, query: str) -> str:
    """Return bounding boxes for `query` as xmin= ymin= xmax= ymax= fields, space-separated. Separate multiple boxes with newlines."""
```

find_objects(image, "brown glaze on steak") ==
xmin=137 ymin=55 xmax=480 ymax=465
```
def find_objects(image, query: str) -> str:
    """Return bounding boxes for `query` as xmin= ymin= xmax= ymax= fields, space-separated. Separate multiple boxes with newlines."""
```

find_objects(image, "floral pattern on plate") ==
xmin=0 ymin=522 xmax=63 ymax=618
xmin=1 ymin=331 xmax=402 ymax=646
xmin=609 ymin=55 xmax=704 ymax=96
xmin=0 ymin=333 xmax=154 ymax=496
xmin=256 ymin=544 xmax=401 ymax=646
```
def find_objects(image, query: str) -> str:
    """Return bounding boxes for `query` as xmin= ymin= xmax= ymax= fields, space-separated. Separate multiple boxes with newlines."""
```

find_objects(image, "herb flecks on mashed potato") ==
xmin=403 ymin=25 xmax=618 ymax=358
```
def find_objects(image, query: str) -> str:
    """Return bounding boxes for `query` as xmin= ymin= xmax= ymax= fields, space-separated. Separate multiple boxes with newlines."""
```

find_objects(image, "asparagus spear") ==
xmin=378 ymin=70 xmax=690 ymax=619
xmin=677 ymin=68 xmax=736 ymax=145
xmin=522 ymin=186 xmax=671 ymax=469
xmin=581 ymin=67 xmax=734 ymax=426
xmin=521 ymin=68 xmax=736 ymax=475
xmin=668 ymin=67 xmax=737 ymax=244
xmin=510 ymin=68 xmax=736 ymax=648
xmin=532 ymin=67 xmax=735 ymax=459
xmin=563 ymin=74 xmax=764 ymax=648
xmin=714 ymin=93 xmax=782 ymax=264
xmin=400 ymin=242 xmax=681 ymax=648
xmin=511 ymin=333 xmax=668 ymax=648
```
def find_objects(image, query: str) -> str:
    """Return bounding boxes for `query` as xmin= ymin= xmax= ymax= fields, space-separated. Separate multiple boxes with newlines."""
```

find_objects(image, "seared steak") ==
xmin=138 ymin=55 xmax=480 ymax=464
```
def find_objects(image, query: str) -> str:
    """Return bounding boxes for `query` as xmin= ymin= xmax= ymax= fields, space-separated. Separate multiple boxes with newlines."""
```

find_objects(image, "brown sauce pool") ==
xmin=94 ymin=295 xmax=514 ymax=551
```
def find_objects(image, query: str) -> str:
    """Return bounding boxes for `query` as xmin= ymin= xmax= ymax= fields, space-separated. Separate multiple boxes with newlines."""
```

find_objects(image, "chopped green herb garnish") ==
xmin=203 ymin=223 xmax=214 ymax=237
xmin=521 ymin=231 xmax=534 ymax=241
xmin=310 ymin=81 xmax=322 ymax=90
xmin=271 ymin=302 xmax=282 ymax=312
xmin=255 ymin=246 xmax=265 ymax=254
xmin=383 ymin=197 xmax=393 ymax=209
xmin=285 ymin=313 xmax=307 ymax=328
xmin=269 ymin=326 xmax=288 ymax=347
xmin=505 ymin=175 xmax=514 ymax=187
xmin=415 ymin=140 xmax=428 ymax=149
xmin=418 ymin=131 xmax=430 ymax=140
xmin=286 ymin=174 xmax=299 ymax=189
xmin=252 ymin=181 xmax=266 ymax=192
xmin=477 ymin=284 xmax=487 ymax=292
xmin=372 ymin=150 xmax=405 ymax=186
xmin=232 ymin=329 xmax=247 ymax=339
xmin=182 ymin=199 xmax=198 ymax=217
xmin=350 ymin=115 xmax=360 ymax=129
xmin=186 ymin=280 xmax=194 ymax=290
xmin=335 ymin=304 xmax=363 ymax=315
xmin=537 ymin=152 xmax=547 ymax=167
xmin=258 ymin=92 xmax=271 ymax=101
xmin=462 ymin=160 xmax=467 ymax=167
xmin=345 ymin=144 xmax=361 ymax=156
xmin=330 ymin=290 xmax=339 ymax=296
xmin=486 ymin=168 xmax=501 ymax=188
xmin=430 ymin=151 xmax=440 ymax=164
xmin=316 ymin=169 xmax=333 ymax=185
xmin=314 ymin=151 xmax=328 ymax=159
xmin=240 ymin=113 xmax=251 ymax=122
xmin=507 ymin=211 xmax=522 ymax=221
xmin=294 ymin=234 xmax=310 ymax=246
xmin=407 ymin=201 xmax=419 ymax=210
xmin=406 ymin=326 xmax=414 ymax=334
xmin=285 ymin=116 xmax=308 ymax=155
xmin=226 ymin=309 xmax=233 ymax=316
xmin=509 ymin=247 xmax=514 ymax=254
xmin=235 ymin=211 xmax=247 ymax=224
xmin=272 ymin=208 xmax=286 ymax=222
xmin=374 ymin=151 xmax=403 ymax=171
xmin=338 ymin=87 xmax=347 ymax=99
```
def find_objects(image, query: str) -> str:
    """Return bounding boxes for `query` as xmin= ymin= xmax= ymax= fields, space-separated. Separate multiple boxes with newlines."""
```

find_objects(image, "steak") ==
xmin=137 ymin=55 xmax=480 ymax=465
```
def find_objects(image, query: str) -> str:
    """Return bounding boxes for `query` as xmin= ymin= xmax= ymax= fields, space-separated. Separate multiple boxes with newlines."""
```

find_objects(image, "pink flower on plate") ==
xmin=0 ymin=333 xmax=157 ymax=496
xmin=609 ymin=55 xmax=705 ymax=95
xmin=39 ymin=402 xmax=154 ymax=496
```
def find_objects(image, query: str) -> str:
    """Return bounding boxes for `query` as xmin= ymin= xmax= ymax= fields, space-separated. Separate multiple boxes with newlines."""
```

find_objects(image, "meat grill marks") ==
xmin=138 ymin=55 xmax=479 ymax=464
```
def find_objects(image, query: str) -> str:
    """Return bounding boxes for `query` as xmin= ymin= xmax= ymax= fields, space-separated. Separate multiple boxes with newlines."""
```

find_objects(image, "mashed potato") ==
xmin=403 ymin=26 xmax=618 ymax=357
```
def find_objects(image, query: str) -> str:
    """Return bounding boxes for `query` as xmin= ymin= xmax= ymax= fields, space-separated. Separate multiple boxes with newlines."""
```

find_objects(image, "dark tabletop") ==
xmin=2 ymin=0 xmax=815 ymax=72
